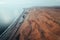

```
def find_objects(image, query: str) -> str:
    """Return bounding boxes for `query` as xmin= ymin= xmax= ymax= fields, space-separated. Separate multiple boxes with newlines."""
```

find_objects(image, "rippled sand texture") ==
xmin=18 ymin=8 xmax=60 ymax=40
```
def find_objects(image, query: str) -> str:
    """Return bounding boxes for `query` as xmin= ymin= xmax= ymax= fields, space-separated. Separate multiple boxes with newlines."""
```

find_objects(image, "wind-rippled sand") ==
xmin=13 ymin=7 xmax=60 ymax=40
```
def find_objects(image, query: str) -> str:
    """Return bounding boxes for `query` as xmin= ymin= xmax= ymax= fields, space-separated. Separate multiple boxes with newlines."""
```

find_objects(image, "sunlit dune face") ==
xmin=19 ymin=8 xmax=60 ymax=40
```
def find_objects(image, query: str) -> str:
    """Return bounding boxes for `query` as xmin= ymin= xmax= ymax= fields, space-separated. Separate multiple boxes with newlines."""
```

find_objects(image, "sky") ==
xmin=0 ymin=0 xmax=60 ymax=7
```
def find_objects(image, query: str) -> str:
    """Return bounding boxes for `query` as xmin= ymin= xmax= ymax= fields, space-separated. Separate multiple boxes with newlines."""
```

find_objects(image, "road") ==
xmin=0 ymin=9 xmax=28 ymax=40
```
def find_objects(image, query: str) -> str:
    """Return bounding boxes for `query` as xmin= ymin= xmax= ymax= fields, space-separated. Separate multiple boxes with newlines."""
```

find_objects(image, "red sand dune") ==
xmin=13 ymin=8 xmax=60 ymax=40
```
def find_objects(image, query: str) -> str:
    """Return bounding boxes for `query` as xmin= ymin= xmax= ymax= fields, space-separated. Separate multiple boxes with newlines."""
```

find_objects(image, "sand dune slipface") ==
xmin=14 ymin=7 xmax=60 ymax=40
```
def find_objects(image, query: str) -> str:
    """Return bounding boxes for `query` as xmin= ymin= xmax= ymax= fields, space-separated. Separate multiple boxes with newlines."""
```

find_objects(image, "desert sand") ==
xmin=11 ymin=7 xmax=60 ymax=40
